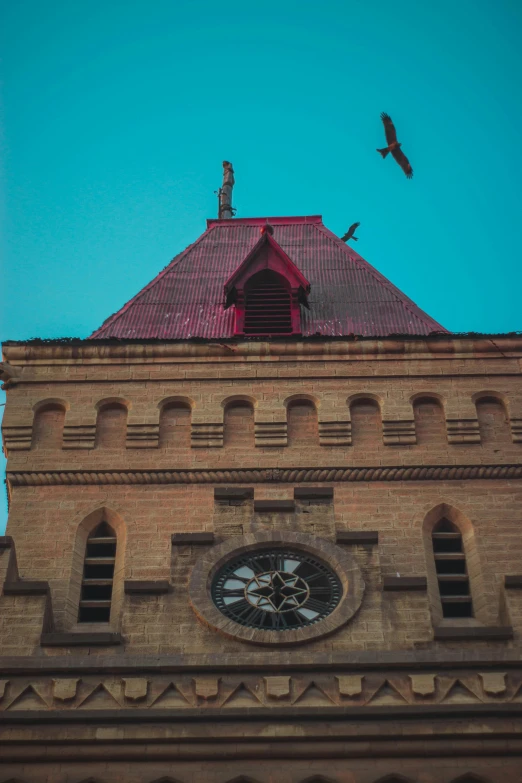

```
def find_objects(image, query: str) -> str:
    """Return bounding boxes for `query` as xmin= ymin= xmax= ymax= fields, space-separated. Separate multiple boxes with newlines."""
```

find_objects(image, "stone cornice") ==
xmin=6 ymin=463 xmax=522 ymax=487
xmin=2 ymin=648 xmax=522 ymax=673
xmin=3 ymin=334 xmax=522 ymax=366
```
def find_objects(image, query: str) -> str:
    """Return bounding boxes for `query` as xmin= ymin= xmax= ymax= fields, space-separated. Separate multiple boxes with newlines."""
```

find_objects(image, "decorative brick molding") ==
xmin=190 ymin=422 xmax=223 ymax=448
xmin=62 ymin=423 xmax=96 ymax=450
xmin=446 ymin=419 xmax=481 ymax=444
xmin=382 ymin=420 xmax=416 ymax=446
xmin=2 ymin=668 xmax=522 ymax=714
xmin=433 ymin=626 xmax=514 ymax=641
xmin=40 ymin=632 xmax=123 ymax=647
xmin=318 ymin=420 xmax=352 ymax=446
xmin=188 ymin=531 xmax=365 ymax=647
xmin=124 ymin=580 xmax=171 ymax=595
xmin=3 ymin=581 xmax=49 ymax=596
xmin=511 ymin=418 xmax=522 ymax=443
xmin=1 ymin=424 xmax=32 ymax=451
xmin=294 ymin=487 xmax=334 ymax=500
xmin=7 ymin=463 xmax=522 ymax=488
xmin=125 ymin=423 xmax=159 ymax=449
xmin=254 ymin=420 xmax=287 ymax=447
xmin=214 ymin=487 xmax=254 ymax=501
xmin=254 ymin=500 xmax=296 ymax=512
xmin=382 ymin=577 xmax=427 ymax=591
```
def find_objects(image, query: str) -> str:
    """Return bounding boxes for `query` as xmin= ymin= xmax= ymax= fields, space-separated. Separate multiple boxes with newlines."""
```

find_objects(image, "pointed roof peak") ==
xmin=90 ymin=215 xmax=446 ymax=340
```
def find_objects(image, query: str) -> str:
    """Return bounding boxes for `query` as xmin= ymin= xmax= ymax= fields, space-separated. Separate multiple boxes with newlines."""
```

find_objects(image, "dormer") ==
xmin=224 ymin=225 xmax=311 ymax=337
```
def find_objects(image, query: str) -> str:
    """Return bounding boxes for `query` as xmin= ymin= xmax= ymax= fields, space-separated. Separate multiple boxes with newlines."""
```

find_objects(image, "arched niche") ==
xmin=450 ymin=775 xmax=491 ymax=783
xmin=31 ymin=398 xmax=69 ymax=449
xmin=474 ymin=392 xmax=511 ymax=445
xmin=95 ymin=398 xmax=130 ymax=449
xmin=422 ymin=503 xmax=489 ymax=626
xmin=159 ymin=396 xmax=194 ymax=449
xmin=285 ymin=395 xmax=319 ymax=448
xmin=348 ymin=394 xmax=382 ymax=448
xmin=411 ymin=394 xmax=446 ymax=445
xmin=223 ymin=396 xmax=255 ymax=448
xmin=65 ymin=507 xmax=126 ymax=630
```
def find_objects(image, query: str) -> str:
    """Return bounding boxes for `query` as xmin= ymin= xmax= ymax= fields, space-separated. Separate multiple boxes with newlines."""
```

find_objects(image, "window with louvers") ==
xmin=78 ymin=521 xmax=116 ymax=623
xmin=244 ymin=270 xmax=293 ymax=335
xmin=432 ymin=518 xmax=473 ymax=618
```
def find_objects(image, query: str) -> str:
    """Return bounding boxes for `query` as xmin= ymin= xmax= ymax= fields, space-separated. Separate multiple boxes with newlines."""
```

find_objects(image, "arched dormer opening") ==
xmin=244 ymin=269 xmax=292 ymax=335
xmin=224 ymin=226 xmax=310 ymax=337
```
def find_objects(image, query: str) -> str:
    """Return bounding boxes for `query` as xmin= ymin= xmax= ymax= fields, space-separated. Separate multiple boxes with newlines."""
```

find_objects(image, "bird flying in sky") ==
xmin=341 ymin=222 xmax=360 ymax=242
xmin=377 ymin=113 xmax=413 ymax=179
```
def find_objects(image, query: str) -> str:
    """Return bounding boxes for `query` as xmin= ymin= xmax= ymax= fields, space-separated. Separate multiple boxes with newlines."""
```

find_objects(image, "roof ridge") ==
xmin=90 ymin=224 xmax=217 ymax=338
xmin=315 ymin=222 xmax=446 ymax=332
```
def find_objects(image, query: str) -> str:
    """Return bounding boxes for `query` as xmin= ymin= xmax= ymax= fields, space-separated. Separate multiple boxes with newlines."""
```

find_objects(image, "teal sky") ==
xmin=1 ymin=0 xmax=521 ymax=531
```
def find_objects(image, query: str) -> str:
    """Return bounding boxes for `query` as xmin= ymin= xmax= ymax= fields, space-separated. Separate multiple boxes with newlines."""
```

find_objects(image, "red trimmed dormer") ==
xmin=224 ymin=224 xmax=311 ymax=337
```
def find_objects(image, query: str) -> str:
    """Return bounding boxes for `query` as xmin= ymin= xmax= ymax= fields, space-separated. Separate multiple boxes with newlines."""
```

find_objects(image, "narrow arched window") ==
xmin=244 ymin=270 xmax=292 ymax=335
xmin=78 ymin=521 xmax=117 ymax=623
xmin=432 ymin=519 xmax=473 ymax=618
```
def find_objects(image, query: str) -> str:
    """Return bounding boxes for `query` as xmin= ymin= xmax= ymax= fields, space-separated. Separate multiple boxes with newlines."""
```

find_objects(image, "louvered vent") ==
xmin=432 ymin=518 xmax=473 ymax=618
xmin=244 ymin=271 xmax=293 ymax=335
xmin=78 ymin=521 xmax=116 ymax=623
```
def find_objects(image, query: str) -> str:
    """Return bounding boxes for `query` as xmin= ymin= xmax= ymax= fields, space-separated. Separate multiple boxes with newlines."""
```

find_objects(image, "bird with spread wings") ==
xmin=377 ymin=113 xmax=413 ymax=179
xmin=341 ymin=222 xmax=360 ymax=242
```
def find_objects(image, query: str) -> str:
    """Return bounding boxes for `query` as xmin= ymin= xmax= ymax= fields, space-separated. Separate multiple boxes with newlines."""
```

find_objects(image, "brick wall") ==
xmin=1 ymin=336 xmax=521 ymax=778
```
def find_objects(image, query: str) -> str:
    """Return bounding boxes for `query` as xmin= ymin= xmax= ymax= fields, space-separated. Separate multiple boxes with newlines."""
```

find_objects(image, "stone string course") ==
xmin=0 ymin=669 xmax=521 ymax=711
xmin=6 ymin=463 xmax=522 ymax=486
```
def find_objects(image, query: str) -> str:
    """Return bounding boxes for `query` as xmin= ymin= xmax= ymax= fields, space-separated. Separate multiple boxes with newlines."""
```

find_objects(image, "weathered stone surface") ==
xmin=52 ymin=678 xmax=79 ymax=701
xmin=410 ymin=674 xmax=436 ymax=696
xmin=264 ymin=676 xmax=290 ymax=699
xmin=123 ymin=678 xmax=148 ymax=701
xmin=336 ymin=675 xmax=363 ymax=697
xmin=480 ymin=672 xmax=507 ymax=695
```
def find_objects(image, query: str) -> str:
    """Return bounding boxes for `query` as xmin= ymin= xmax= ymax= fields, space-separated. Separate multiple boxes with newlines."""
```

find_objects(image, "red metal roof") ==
xmin=90 ymin=216 xmax=447 ymax=340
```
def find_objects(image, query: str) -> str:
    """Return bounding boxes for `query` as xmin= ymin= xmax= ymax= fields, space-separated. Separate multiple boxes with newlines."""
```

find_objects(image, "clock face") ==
xmin=212 ymin=549 xmax=342 ymax=630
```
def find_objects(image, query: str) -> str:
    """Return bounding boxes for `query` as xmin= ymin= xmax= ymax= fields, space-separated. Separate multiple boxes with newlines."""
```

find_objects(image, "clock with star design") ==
xmin=212 ymin=548 xmax=342 ymax=630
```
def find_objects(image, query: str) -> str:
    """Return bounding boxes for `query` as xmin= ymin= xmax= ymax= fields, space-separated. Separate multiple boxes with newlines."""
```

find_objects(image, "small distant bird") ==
xmin=341 ymin=222 xmax=360 ymax=242
xmin=377 ymin=112 xmax=413 ymax=179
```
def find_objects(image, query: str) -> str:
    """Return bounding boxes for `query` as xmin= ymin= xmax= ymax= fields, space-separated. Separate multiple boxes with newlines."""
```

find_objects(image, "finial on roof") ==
xmin=218 ymin=161 xmax=235 ymax=219
xmin=260 ymin=222 xmax=274 ymax=235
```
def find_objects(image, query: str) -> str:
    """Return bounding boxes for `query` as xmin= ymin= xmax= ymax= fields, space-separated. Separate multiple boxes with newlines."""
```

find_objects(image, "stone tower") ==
xmin=1 ymin=207 xmax=522 ymax=782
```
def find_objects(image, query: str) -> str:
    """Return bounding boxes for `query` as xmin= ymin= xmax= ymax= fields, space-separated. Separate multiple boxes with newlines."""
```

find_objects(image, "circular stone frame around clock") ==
xmin=188 ymin=530 xmax=365 ymax=646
